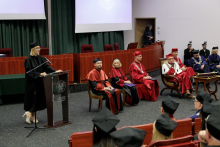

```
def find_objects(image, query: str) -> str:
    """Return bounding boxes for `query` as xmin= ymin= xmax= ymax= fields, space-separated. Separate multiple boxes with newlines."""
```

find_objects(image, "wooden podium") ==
xmin=43 ymin=71 xmax=71 ymax=128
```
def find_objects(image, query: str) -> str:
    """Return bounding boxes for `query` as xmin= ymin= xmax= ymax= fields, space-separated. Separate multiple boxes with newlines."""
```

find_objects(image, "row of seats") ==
xmin=68 ymin=118 xmax=201 ymax=147
xmin=81 ymin=43 xmax=120 ymax=53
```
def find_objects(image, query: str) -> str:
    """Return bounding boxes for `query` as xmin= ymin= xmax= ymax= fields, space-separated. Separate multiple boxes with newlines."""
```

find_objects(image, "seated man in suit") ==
xmin=86 ymin=58 xmax=123 ymax=114
xmin=161 ymin=96 xmax=179 ymax=121
xmin=184 ymin=42 xmax=194 ymax=66
xmin=187 ymin=92 xmax=212 ymax=121
xmin=188 ymin=50 xmax=210 ymax=73
xmin=129 ymin=51 xmax=159 ymax=101
xmin=162 ymin=53 xmax=195 ymax=98
xmin=199 ymin=42 xmax=210 ymax=61
xmin=208 ymin=47 xmax=220 ymax=74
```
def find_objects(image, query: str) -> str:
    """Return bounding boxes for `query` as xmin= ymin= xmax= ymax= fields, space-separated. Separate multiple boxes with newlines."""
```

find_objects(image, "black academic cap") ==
xmin=155 ymin=113 xmax=178 ymax=136
xmin=188 ymin=41 xmax=192 ymax=46
xmin=206 ymin=110 xmax=220 ymax=140
xmin=93 ymin=58 xmax=102 ymax=63
xmin=112 ymin=58 xmax=120 ymax=62
xmin=162 ymin=96 xmax=179 ymax=114
xmin=30 ymin=41 xmax=39 ymax=49
xmin=201 ymin=101 xmax=220 ymax=118
xmin=110 ymin=127 xmax=146 ymax=147
xmin=202 ymin=42 xmax=207 ymax=45
xmin=192 ymin=50 xmax=199 ymax=54
xmin=196 ymin=92 xmax=212 ymax=104
xmin=212 ymin=46 xmax=218 ymax=50
xmin=92 ymin=106 xmax=120 ymax=133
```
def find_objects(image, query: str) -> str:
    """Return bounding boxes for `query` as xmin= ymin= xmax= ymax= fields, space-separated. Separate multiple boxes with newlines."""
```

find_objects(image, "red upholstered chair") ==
xmin=0 ymin=48 xmax=12 ymax=57
xmin=40 ymin=47 xmax=49 ymax=55
xmin=81 ymin=44 xmax=94 ymax=53
xmin=148 ymin=135 xmax=199 ymax=147
xmin=114 ymin=43 xmax=119 ymax=50
xmin=104 ymin=44 xmax=113 ymax=51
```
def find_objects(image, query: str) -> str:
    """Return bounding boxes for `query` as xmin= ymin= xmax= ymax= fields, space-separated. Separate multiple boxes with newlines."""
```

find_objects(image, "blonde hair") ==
xmin=211 ymin=49 xmax=218 ymax=54
xmin=112 ymin=59 xmax=122 ymax=68
xmin=30 ymin=47 xmax=40 ymax=56
xmin=151 ymin=121 xmax=173 ymax=142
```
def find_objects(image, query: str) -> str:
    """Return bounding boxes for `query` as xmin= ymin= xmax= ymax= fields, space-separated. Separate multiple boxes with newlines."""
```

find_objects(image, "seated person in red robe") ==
xmin=129 ymin=51 xmax=159 ymax=101
xmin=162 ymin=53 xmax=195 ymax=99
xmin=172 ymin=48 xmax=196 ymax=79
xmin=110 ymin=58 xmax=139 ymax=106
xmin=86 ymin=58 xmax=123 ymax=114
xmin=161 ymin=96 xmax=179 ymax=121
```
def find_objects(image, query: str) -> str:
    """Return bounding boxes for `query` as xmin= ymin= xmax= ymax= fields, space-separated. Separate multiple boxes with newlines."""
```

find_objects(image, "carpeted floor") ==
xmin=1 ymin=75 xmax=220 ymax=147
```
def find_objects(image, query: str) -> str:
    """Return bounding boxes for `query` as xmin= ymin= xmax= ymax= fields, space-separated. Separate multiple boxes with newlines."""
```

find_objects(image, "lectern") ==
xmin=43 ymin=71 xmax=71 ymax=128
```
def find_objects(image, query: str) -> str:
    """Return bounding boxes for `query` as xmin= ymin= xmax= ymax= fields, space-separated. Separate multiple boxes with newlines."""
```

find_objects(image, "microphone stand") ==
xmin=24 ymin=60 xmax=55 ymax=137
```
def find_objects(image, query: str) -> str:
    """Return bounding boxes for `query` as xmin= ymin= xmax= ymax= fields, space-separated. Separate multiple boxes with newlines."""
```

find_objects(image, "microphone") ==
xmin=44 ymin=57 xmax=52 ymax=65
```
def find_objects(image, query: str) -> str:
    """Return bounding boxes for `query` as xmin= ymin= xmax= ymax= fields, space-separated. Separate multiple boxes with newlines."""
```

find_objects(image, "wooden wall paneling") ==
xmin=104 ymin=53 xmax=115 ymax=74
xmin=141 ymin=50 xmax=148 ymax=71
xmin=72 ymin=53 xmax=80 ymax=83
xmin=80 ymin=55 xmax=90 ymax=83
xmin=1 ymin=61 xmax=9 ymax=75
xmin=68 ymin=55 xmax=74 ymax=83
xmin=17 ymin=60 xmax=25 ymax=74
xmin=9 ymin=61 xmax=18 ymax=74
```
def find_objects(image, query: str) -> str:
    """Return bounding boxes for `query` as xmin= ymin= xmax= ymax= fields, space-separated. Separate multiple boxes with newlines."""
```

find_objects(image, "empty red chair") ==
xmin=104 ymin=44 xmax=113 ymax=51
xmin=0 ymin=48 xmax=12 ymax=57
xmin=114 ymin=43 xmax=119 ymax=50
xmin=81 ymin=44 xmax=94 ymax=53
xmin=40 ymin=47 xmax=49 ymax=55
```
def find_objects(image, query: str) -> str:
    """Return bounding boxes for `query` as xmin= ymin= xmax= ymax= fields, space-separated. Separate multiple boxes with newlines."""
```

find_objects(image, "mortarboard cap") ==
xmin=166 ymin=53 xmax=174 ymax=58
xmin=202 ymin=41 xmax=207 ymax=46
xmin=92 ymin=106 xmax=120 ymax=133
xmin=110 ymin=127 xmax=146 ymax=147
xmin=206 ymin=110 xmax=220 ymax=140
xmin=172 ymin=48 xmax=178 ymax=52
xmin=201 ymin=101 xmax=220 ymax=118
xmin=134 ymin=51 xmax=142 ymax=57
xmin=196 ymin=92 xmax=212 ymax=104
xmin=155 ymin=113 xmax=178 ymax=136
xmin=192 ymin=50 xmax=199 ymax=54
xmin=212 ymin=46 xmax=218 ymax=50
xmin=30 ymin=41 xmax=39 ymax=50
xmin=162 ymin=96 xmax=179 ymax=114
xmin=93 ymin=58 xmax=102 ymax=63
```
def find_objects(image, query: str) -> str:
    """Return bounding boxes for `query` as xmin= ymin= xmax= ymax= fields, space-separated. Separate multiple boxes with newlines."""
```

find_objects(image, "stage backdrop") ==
xmin=0 ymin=0 xmax=124 ymax=57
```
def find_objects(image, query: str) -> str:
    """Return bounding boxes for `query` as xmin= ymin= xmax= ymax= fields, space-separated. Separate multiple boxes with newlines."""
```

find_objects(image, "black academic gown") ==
xmin=184 ymin=48 xmax=194 ymax=66
xmin=110 ymin=68 xmax=139 ymax=105
xmin=199 ymin=49 xmax=210 ymax=59
xmin=144 ymin=30 xmax=153 ymax=45
xmin=24 ymin=55 xmax=55 ymax=112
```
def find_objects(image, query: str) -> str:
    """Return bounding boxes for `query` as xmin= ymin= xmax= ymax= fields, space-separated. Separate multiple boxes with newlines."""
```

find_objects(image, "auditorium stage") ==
xmin=1 ymin=74 xmax=220 ymax=147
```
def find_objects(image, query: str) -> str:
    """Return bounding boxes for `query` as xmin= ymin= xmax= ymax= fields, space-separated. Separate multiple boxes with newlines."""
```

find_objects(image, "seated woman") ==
xmin=151 ymin=113 xmax=178 ymax=142
xmin=208 ymin=47 xmax=220 ymax=74
xmin=110 ymin=58 xmax=139 ymax=105
xmin=92 ymin=106 xmax=119 ymax=147
xmin=162 ymin=53 xmax=195 ymax=99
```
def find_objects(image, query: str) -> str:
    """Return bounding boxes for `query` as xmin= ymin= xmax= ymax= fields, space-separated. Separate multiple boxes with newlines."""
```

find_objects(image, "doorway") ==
xmin=135 ymin=18 xmax=156 ymax=48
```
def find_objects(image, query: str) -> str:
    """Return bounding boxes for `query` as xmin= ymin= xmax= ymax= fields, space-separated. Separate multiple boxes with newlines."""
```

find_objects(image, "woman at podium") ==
xmin=22 ymin=41 xmax=62 ymax=124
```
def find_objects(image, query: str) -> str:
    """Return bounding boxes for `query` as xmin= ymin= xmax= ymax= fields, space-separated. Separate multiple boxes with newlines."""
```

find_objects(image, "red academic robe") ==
xmin=86 ymin=69 xmax=122 ymax=114
xmin=166 ymin=67 xmax=193 ymax=94
xmin=110 ymin=68 xmax=139 ymax=105
xmin=129 ymin=61 xmax=159 ymax=101
xmin=174 ymin=57 xmax=195 ymax=77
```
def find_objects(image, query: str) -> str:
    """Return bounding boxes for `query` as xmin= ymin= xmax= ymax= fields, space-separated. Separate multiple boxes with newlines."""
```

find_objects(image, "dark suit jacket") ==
xmin=199 ymin=49 xmax=210 ymax=59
